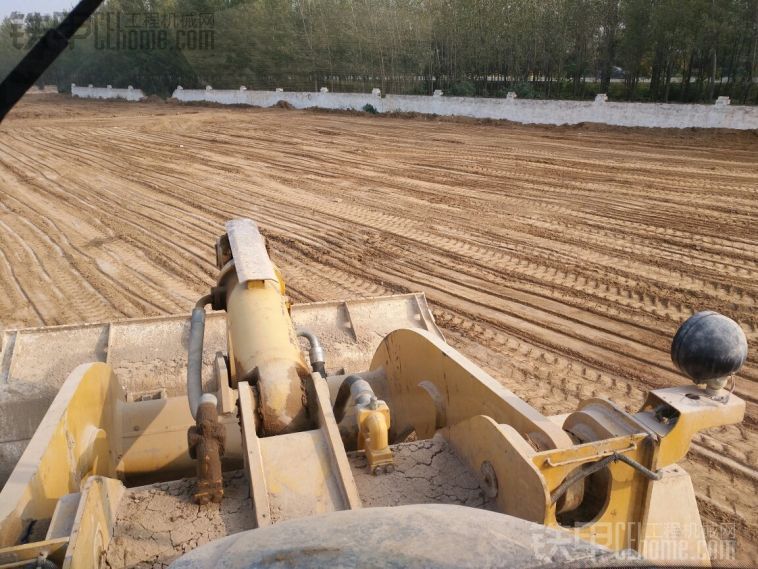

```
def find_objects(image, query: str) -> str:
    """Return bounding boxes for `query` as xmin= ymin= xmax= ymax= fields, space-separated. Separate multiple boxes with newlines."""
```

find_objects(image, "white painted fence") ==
xmin=71 ymin=83 xmax=146 ymax=102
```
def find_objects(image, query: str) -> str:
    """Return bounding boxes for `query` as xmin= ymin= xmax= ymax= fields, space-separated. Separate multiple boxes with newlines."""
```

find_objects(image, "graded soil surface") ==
xmin=1 ymin=95 xmax=756 ymax=562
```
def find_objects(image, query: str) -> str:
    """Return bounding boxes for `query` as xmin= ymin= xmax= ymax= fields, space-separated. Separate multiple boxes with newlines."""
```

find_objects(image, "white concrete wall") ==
xmin=75 ymin=84 xmax=758 ymax=129
xmin=169 ymin=87 xmax=758 ymax=129
xmin=72 ymin=84 xmax=146 ymax=102
xmin=26 ymin=85 xmax=59 ymax=95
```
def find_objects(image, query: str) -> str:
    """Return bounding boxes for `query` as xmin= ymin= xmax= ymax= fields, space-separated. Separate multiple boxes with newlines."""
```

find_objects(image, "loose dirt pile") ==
xmin=273 ymin=99 xmax=294 ymax=109
xmin=1 ymin=95 xmax=756 ymax=562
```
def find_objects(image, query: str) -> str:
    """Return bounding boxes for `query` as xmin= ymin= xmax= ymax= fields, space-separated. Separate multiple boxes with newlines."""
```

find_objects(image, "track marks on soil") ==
xmin=1 ymin=96 xmax=757 ymax=561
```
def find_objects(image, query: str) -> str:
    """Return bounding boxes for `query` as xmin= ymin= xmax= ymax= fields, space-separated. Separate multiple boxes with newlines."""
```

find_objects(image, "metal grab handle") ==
xmin=545 ymin=443 xmax=637 ymax=468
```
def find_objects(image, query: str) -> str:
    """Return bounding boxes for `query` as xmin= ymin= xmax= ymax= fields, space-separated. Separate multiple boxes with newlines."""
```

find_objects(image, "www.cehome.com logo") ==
xmin=9 ymin=11 xmax=215 ymax=51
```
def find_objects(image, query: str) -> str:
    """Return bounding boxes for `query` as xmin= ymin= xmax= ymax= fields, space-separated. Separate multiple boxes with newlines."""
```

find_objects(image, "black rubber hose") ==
xmin=613 ymin=452 xmax=663 ymax=481
xmin=23 ymin=558 xmax=58 ymax=569
xmin=333 ymin=375 xmax=372 ymax=423
xmin=550 ymin=455 xmax=615 ymax=506
xmin=550 ymin=452 xmax=662 ymax=506
xmin=187 ymin=295 xmax=212 ymax=420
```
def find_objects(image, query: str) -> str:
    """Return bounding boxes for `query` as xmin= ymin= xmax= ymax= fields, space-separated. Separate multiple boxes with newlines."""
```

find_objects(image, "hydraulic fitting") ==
xmin=188 ymin=394 xmax=226 ymax=504
xmin=357 ymin=396 xmax=394 ymax=475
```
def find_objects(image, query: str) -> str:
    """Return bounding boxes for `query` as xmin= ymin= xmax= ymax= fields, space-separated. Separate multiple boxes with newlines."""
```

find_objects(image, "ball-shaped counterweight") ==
xmin=671 ymin=311 xmax=748 ymax=384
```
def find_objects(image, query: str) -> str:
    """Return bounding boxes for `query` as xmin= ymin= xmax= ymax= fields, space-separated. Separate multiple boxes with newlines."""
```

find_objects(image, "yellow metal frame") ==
xmin=0 ymin=289 xmax=744 ymax=567
xmin=0 ymin=363 xmax=122 ymax=546
xmin=0 ymin=363 xmax=125 ymax=567
xmin=369 ymin=328 xmax=744 ymax=564
xmin=370 ymin=328 xmax=573 ymax=452
xmin=62 ymin=476 xmax=123 ymax=569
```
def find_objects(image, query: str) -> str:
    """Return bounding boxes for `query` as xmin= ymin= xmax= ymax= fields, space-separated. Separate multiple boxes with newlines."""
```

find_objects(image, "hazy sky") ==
xmin=2 ymin=1 xmax=76 ymax=19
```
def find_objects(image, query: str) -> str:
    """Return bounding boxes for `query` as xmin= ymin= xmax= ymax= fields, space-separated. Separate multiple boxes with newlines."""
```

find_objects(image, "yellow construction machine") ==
xmin=0 ymin=219 xmax=747 ymax=568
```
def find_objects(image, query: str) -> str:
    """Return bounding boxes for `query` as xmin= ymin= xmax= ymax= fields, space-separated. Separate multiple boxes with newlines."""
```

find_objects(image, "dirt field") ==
xmin=1 ymin=95 xmax=757 ymax=562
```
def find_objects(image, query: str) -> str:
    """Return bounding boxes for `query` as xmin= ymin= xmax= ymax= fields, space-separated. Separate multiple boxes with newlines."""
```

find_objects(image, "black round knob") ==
xmin=671 ymin=311 xmax=748 ymax=383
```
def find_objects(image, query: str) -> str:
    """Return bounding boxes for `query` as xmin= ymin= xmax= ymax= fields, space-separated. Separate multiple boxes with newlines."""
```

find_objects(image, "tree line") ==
xmin=1 ymin=0 xmax=756 ymax=103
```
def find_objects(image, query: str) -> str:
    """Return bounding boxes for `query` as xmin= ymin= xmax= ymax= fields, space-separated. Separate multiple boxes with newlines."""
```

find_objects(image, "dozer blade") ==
xmin=0 ymin=293 xmax=442 ymax=488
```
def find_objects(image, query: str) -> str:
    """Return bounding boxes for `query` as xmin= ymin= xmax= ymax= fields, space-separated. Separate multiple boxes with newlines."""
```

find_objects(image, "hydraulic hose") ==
xmin=550 ymin=452 xmax=661 ymax=506
xmin=333 ymin=374 xmax=375 ymax=423
xmin=187 ymin=294 xmax=212 ymax=420
xmin=297 ymin=328 xmax=327 ymax=377
xmin=23 ymin=557 xmax=58 ymax=569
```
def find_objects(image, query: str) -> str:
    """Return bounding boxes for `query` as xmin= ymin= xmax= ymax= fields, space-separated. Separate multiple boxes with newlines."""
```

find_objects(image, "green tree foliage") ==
xmin=1 ymin=0 xmax=756 ymax=103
